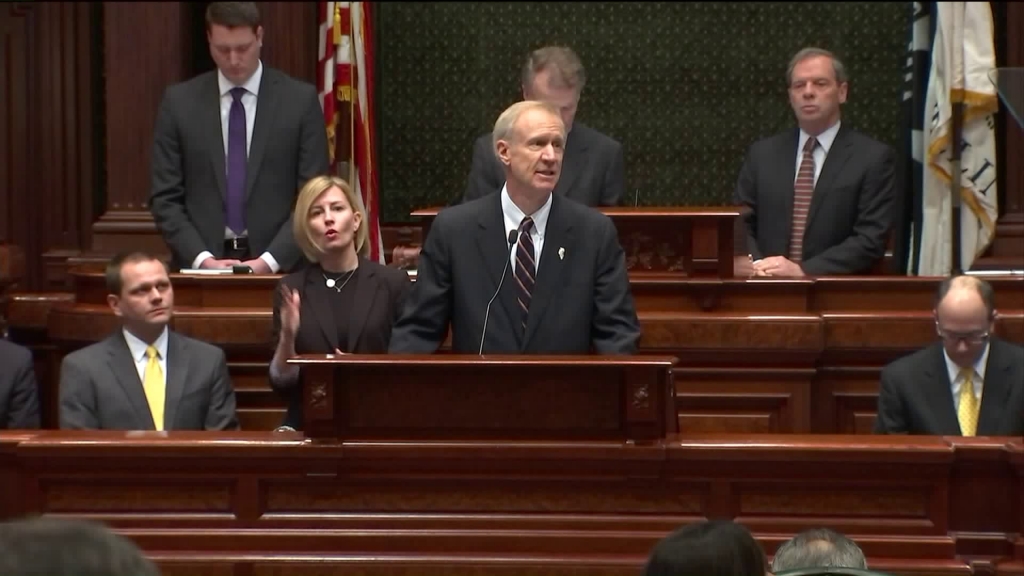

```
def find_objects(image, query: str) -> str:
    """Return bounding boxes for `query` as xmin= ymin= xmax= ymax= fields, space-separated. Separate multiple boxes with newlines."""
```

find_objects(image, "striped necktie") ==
xmin=514 ymin=217 xmax=536 ymax=333
xmin=789 ymin=136 xmax=818 ymax=262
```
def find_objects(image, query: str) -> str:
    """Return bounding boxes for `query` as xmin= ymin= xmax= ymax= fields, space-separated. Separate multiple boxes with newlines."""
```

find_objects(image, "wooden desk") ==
xmin=10 ymin=272 xmax=1024 ymax=433
xmin=1 ymin=432 xmax=1020 ymax=576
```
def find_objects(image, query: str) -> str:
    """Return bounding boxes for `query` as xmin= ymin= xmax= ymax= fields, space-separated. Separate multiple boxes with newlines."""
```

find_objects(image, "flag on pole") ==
xmin=318 ymin=2 xmax=383 ymax=264
xmin=916 ymin=1 xmax=999 ymax=275
xmin=896 ymin=2 xmax=934 ymax=275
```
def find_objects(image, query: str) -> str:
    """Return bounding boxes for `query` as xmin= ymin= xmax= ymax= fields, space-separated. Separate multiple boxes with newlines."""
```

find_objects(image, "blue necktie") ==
xmin=226 ymin=87 xmax=248 ymax=236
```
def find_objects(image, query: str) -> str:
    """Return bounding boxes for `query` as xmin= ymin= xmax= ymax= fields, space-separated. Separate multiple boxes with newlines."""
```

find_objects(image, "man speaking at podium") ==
xmin=389 ymin=101 xmax=641 ymax=355
xmin=150 ymin=2 xmax=329 ymax=274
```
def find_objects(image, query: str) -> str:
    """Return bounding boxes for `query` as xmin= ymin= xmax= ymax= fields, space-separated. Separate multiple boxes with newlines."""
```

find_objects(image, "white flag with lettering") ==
xmin=917 ymin=1 xmax=999 ymax=275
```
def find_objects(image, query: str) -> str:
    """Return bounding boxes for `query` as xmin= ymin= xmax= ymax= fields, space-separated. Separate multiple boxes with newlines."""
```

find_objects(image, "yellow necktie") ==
xmin=143 ymin=345 xmax=165 ymax=431
xmin=957 ymin=369 xmax=979 ymax=437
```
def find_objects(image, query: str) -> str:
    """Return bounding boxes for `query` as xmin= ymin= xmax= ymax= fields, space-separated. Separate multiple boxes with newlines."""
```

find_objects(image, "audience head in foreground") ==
xmin=874 ymin=274 xmax=1024 ymax=436
xmin=0 ymin=516 xmax=161 ymax=576
xmin=771 ymin=528 xmax=867 ymax=573
xmin=642 ymin=520 xmax=769 ymax=576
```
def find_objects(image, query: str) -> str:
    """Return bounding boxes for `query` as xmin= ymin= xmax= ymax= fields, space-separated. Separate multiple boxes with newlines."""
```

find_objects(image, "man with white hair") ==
xmin=771 ymin=528 xmax=868 ymax=573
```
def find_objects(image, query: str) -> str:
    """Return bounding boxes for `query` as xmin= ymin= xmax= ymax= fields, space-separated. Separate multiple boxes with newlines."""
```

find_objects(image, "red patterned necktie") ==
xmin=789 ymin=136 xmax=818 ymax=263
xmin=514 ymin=217 xmax=536 ymax=333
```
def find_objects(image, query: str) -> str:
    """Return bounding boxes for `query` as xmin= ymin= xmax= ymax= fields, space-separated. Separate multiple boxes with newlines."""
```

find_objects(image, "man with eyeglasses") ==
xmin=874 ymin=275 xmax=1023 ymax=436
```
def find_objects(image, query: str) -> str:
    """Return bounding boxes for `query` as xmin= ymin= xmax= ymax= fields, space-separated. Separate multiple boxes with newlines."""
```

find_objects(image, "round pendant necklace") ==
xmin=322 ymin=269 xmax=356 ymax=292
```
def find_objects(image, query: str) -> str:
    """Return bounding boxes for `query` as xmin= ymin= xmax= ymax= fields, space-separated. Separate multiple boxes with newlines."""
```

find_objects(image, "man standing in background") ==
xmin=150 ymin=2 xmax=329 ymax=274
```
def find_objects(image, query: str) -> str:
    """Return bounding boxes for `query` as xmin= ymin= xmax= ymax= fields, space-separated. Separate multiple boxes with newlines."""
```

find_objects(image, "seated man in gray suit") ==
xmin=59 ymin=252 xmax=239 ymax=431
xmin=875 ymin=275 xmax=1024 ymax=436
xmin=0 ymin=339 xmax=40 ymax=429
xmin=459 ymin=46 xmax=625 ymax=207
xmin=733 ymin=46 xmax=896 ymax=277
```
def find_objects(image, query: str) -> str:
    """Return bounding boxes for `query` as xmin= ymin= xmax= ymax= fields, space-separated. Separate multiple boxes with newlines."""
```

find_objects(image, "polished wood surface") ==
xmin=8 ymin=271 xmax=1024 ymax=432
xmin=0 ymin=431 xmax=1020 ymax=576
xmin=291 ymin=355 xmax=678 ymax=442
xmin=411 ymin=206 xmax=748 ymax=278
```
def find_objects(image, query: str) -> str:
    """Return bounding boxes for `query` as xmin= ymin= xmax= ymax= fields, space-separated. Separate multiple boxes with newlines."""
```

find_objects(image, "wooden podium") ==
xmin=289 ymin=354 xmax=679 ymax=443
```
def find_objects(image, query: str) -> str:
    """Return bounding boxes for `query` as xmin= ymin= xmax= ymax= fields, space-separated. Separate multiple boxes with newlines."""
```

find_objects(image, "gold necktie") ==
xmin=143 ymin=345 xmax=165 ymax=431
xmin=957 ymin=369 xmax=979 ymax=437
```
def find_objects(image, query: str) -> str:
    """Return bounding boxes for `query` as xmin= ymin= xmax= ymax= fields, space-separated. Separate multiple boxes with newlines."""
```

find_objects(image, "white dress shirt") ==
xmin=944 ymin=343 xmax=989 ymax=411
xmin=500 ymin=184 xmax=552 ymax=274
xmin=191 ymin=61 xmax=281 ymax=273
xmin=795 ymin=120 xmax=841 ymax=188
xmin=123 ymin=326 xmax=169 ymax=388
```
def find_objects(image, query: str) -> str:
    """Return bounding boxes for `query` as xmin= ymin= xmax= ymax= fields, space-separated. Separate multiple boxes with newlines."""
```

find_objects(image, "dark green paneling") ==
xmin=378 ymin=2 xmax=908 ymax=221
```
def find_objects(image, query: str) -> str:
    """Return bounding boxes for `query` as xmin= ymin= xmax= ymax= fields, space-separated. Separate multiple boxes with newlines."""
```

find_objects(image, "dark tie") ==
xmin=226 ymin=86 xmax=248 ymax=236
xmin=514 ymin=217 xmax=536 ymax=333
xmin=789 ymin=136 xmax=817 ymax=263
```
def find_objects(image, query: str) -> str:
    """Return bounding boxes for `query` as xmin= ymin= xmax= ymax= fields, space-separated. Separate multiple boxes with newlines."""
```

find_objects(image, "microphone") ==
xmin=478 ymin=229 xmax=519 ymax=355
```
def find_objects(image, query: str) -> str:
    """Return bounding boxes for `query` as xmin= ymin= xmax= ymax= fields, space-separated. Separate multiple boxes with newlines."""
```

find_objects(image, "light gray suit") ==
xmin=59 ymin=331 xmax=239 ymax=431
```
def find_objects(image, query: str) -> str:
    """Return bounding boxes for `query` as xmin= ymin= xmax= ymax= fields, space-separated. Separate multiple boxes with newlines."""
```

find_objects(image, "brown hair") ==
xmin=105 ymin=252 xmax=167 ymax=296
xmin=521 ymin=46 xmax=587 ymax=92
xmin=206 ymin=2 xmax=261 ymax=32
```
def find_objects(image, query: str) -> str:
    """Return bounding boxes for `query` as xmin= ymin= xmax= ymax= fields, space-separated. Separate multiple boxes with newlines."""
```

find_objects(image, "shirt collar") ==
xmin=122 ymin=326 xmax=170 ymax=363
xmin=218 ymin=60 xmax=263 ymax=98
xmin=500 ymin=183 xmax=552 ymax=237
xmin=943 ymin=341 xmax=990 ymax=384
xmin=799 ymin=120 xmax=841 ymax=155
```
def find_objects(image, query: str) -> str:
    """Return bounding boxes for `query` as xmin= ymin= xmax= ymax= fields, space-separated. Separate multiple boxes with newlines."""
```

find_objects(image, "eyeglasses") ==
xmin=935 ymin=323 xmax=990 ymax=344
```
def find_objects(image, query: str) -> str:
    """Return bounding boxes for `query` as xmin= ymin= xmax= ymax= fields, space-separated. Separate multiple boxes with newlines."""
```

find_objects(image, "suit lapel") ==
xmin=347 ymin=260 xmax=377 ymax=351
xmin=926 ymin=345 xmax=963 ymax=435
xmin=202 ymin=75 xmax=228 ymax=200
xmin=475 ymin=194 xmax=522 ymax=347
xmin=246 ymin=69 xmax=281 ymax=201
xmin=778 ymin=130 xmax=799 ymax=247
xmin=806 ymin=126 xmax=854 ymax=233
xmin=553 ymin=128 xmax=588 ymax=198
xmin=304 ymin=266 xmax=341 ymax=352
xmin=977 ymin=340 xmax=1013 ymax=435
xmin=522 ymin=197 xmax=575 ymax=349
xmin=106 ymin=334 xmax=155 ymax=430
xmin=163 ymin=332 xmax=188 ymax=430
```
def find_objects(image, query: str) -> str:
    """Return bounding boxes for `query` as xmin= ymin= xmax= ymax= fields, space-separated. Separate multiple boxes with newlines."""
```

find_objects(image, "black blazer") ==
xmin=0 ymin=339 xmax=39 ymax=429
xmin=733 ymin=125 xmax=897 ymax=275
xmin=150 ymin=66 xmax=330 ymax=272
xmin=874 ymin=338 xmax=1024 ymax=436
xmin=388 ymin=192 xmax=641 ymax=355
xmin=270 ymin=258 xmax=412 ymax=429
xmin=459 ymin=121 xmax=625 ymax=207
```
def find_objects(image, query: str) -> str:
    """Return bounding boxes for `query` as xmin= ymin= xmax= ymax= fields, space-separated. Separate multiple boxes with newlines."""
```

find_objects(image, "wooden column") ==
xmin=90 ymin=2 xmax=189 ymax=258
xmin=0 ymin=2 xmax=97 ymax=290
xmin=990 ymin=1 xmax=1024 ymax=263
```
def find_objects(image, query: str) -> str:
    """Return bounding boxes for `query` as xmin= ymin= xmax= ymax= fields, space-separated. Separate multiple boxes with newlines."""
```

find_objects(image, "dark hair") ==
xmin=642 ymin=520 xmax=768 ymax=576
xmin=206 ymin=2 xmax=261 ymax=31
xmin=935 ymin=274 xmax=996 ymax=317
xmin=0 ymin=516 xmax=161 ymax=576
xmin=771 ymin=528 xmax=868 ymax=572
xmin=105 ymin=251 xmax=167 ymax=295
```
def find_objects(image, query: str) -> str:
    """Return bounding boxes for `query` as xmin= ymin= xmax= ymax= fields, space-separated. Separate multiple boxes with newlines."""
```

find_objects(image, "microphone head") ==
xmin=507 ymin=229 xmax=519 ymax=244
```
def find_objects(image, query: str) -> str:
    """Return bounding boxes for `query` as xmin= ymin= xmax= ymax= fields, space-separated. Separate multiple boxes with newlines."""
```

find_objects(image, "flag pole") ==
xmin=950 ymin=99 xmax=963 ymax=275
xmin=348 ymin=3 xmax=357 ymax=192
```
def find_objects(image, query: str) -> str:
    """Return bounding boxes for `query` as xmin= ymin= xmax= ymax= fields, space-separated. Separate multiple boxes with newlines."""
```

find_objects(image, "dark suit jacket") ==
xmin=733 ymin=125 xmax=897 ymax=275
xmin=389 ymin=192 xmax=641 ymax=354
xmin=459 ymin=121 xmax=625 ymax=207
xmin=270 ymin=258 xmax=412 ymax=429
xmin=150 ymin=65 xmax=330 ymax=272
xmin=874 ymin=338 xmax=1024 ymax=436
xmin=0 ymin=340 xmax=40 ymax=429
xmin=59 ymin=330 xmax=240 ymax=431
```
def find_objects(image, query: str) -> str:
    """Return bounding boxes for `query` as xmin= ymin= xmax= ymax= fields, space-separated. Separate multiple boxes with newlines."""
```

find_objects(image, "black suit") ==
xmin=59 ymin=330 xmax=239 ymax=431
xmin=874 ymin=338 xmax=1024 ymax=436
xmin=271 ymin=258 xmax=412 ymax=429
xmin=150 ymin=65 xmax=330 ymax=272
xmin=733 ymin=125 xmax=897 ymax=275
xmin=460 ymin=122 xmax=625 ymax=207
xmin=389 ymin=192 xmax=641 ymax=354
xmin=0 ymin=340 xmax=39 ymax=429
